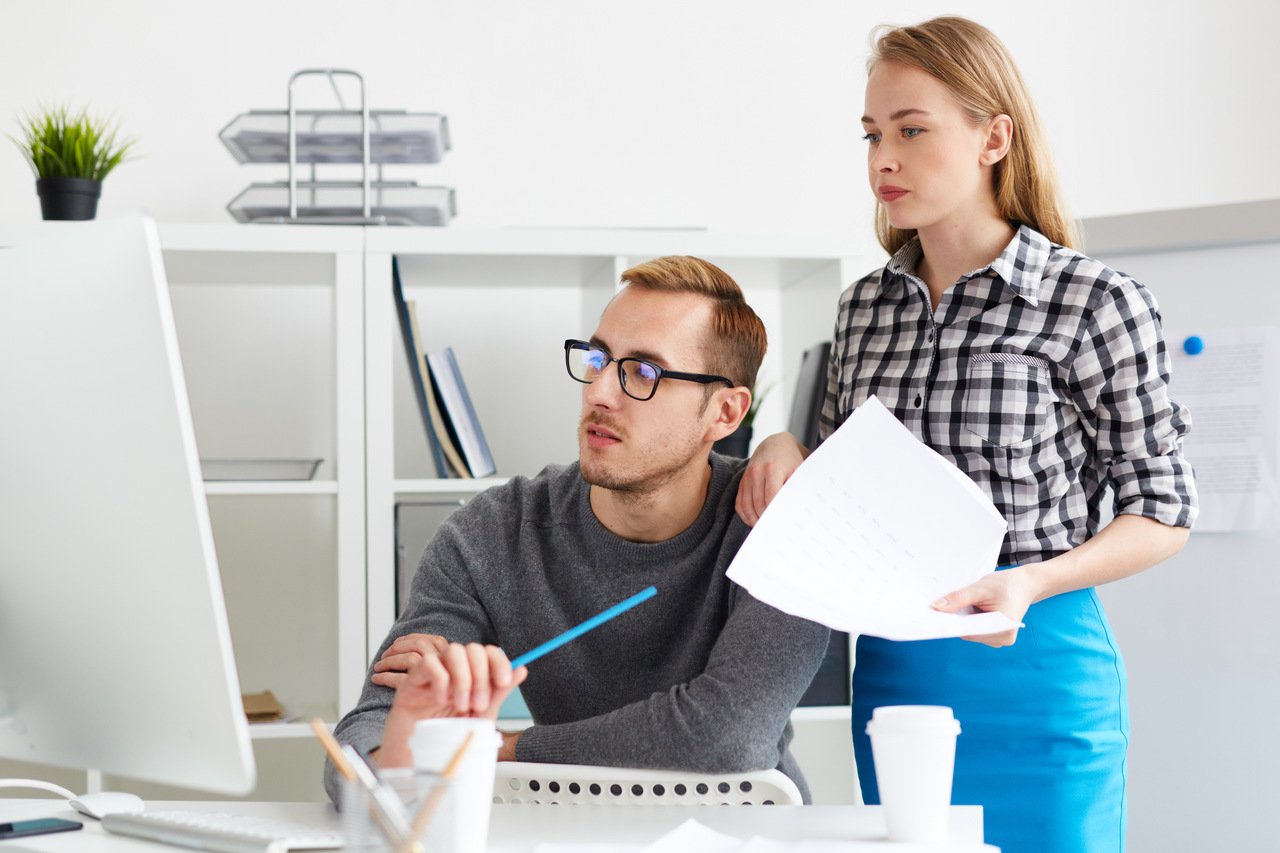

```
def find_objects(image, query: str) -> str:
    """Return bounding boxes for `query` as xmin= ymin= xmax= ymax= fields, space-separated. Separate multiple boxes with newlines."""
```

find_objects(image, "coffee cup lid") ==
xmin=865 ymin=704 xmax=960 ymax=735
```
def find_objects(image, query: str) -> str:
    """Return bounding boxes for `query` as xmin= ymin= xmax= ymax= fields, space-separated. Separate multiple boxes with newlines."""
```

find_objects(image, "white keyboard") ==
xmin=101 ymin=810 xmax=343 ymax=853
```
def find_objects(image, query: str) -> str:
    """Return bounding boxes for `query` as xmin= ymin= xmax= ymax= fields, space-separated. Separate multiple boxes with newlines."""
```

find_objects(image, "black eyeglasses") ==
xmin=563 ymin=339 xmax=733 ymax=402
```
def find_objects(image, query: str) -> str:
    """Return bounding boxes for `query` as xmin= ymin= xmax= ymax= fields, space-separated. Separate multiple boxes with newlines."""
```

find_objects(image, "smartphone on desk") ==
xmin=0 ymin=817 xmax=83 ymax=839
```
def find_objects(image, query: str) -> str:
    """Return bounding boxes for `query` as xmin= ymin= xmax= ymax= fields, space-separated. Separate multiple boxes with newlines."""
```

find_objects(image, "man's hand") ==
xmin=371 ymin=633 xmax=449 ymax=690
xmin=931 ymin=564 xmax=1045 ymax=648
xmin=498 ymin=730 xmax=520 ymax=762
xmin=376 ymin=640 xmax=527 ymax=767
xmin=735 ymin=432 xmax=809 ymax=526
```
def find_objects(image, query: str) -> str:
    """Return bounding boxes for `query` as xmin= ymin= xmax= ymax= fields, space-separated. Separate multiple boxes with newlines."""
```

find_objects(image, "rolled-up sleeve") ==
xmin=1067 ymin=278 xmax=1198 ymax=528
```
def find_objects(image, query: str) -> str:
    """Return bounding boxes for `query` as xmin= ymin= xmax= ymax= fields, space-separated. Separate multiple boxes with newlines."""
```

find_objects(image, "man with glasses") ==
xmin=325 ymin=256 xmax=830 ymax=802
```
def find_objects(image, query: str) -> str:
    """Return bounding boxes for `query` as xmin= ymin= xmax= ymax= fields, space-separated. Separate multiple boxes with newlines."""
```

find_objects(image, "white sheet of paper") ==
xmin=727 ymin=396 xmax=1016 ymax=641
xmin=531 ymin=818 xmax=1002 ymax=853
xmin=1168 ymin=327 xmax=1279 ymax=531
xmin=638 ymin=820 xmax=747 ymax=853
xmin=740 ymin=841 xmax=998 ymax=853
xmin=529 ymin=840 xmax=640 ymax=845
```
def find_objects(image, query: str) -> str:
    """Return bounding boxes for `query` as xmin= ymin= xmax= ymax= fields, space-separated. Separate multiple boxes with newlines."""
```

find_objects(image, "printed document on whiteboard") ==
xmin=1167 ymin=326 xmax=1279 ymax=531
xmin=726 ymin=396 xmax=1017 ymax=641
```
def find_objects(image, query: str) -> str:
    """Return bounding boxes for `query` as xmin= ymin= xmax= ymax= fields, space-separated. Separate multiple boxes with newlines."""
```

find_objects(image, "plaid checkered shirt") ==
xmin=819 ymin=224 xmax=1198 ymax=565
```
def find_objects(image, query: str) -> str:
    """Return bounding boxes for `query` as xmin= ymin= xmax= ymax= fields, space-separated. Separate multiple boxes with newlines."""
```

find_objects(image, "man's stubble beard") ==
xmin=578 ymin=392 xmax=713 ymax=494
xmin=579 ymin=432 xmax=704 ymax=496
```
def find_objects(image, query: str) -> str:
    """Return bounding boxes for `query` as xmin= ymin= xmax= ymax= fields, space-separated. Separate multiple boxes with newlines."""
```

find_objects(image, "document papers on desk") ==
xmin=531 ymin=818 xmax=999 ymax=852
xmin=726 ymin=396 xmax=1018 ymax=641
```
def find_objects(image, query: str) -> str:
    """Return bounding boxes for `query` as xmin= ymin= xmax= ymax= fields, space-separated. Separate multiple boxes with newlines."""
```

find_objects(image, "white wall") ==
xmin=2 ymin=0 xmax=1278 ymax=252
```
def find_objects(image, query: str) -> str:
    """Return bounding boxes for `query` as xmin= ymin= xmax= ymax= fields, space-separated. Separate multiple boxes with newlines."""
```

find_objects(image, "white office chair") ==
xmin=492 ymin=762 xmax=803 ymax=805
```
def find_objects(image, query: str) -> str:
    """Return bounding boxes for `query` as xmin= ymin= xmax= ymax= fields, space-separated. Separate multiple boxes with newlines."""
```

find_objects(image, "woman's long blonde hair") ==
xmin=869 ymin=16 xmax=1079 ymax=255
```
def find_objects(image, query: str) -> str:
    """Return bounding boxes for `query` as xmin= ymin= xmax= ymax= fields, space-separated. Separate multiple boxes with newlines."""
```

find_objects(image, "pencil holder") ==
xmin=341 ymin=767 xmax=454 ymax=853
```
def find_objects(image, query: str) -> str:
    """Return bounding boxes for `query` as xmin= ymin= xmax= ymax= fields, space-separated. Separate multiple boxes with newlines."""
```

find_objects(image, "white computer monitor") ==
xmin=0 ymin=214 xmax=256 ymax=795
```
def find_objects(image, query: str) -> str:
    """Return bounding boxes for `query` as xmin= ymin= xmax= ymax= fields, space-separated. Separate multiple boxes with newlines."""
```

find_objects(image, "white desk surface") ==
xmin=0 ymin=799 xmax=989 ymax=851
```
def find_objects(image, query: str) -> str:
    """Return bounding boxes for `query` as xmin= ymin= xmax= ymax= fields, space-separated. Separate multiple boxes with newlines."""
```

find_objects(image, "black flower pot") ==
xmin=713 ymin=423 xmax=753 ymax=458
xmin=36 ymin=177 xmax=102 ymax=221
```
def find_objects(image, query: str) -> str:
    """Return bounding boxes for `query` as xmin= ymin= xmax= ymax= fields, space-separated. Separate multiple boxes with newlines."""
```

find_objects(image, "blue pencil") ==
xmin=509 ymin=586 xmax=658 ymax=669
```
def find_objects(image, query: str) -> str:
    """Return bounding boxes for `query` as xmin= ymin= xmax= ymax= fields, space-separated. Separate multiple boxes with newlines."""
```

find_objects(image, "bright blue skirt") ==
xmin=852 ymin=585 xmax=1129 ymax=853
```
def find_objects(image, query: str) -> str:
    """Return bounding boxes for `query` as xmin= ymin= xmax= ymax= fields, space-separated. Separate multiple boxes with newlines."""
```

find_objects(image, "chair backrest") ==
xmin=492 ymin=761 xmax=803 ymax=805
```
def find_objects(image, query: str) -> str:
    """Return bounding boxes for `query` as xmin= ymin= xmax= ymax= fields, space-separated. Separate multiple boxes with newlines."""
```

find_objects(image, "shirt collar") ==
xmin=885 ymin=238 xmax=924 ymax=282
xmin=883 ymin=224 xmax=1053 ymax=307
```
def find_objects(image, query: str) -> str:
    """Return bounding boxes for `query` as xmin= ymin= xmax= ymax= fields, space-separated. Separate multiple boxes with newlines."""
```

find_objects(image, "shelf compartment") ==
xmin=204 ymin=481 xmax=339 ymax=496
xmin=202 ymin=458 xmax=322 ymax=481
xmin=228 ymin=181 xmax=456 ymax=227
xmin=219 ymin=110 xmax=450 ymax=165
xmin=248 ymin=722 xmax=321 ymax=740
xmin=393 ymin=477 xmax=510 ymax=495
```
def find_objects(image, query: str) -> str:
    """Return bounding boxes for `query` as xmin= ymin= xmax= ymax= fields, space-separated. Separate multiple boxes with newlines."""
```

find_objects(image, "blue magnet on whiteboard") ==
xmin=1183 ymin=335 xmax=1204 ymax=356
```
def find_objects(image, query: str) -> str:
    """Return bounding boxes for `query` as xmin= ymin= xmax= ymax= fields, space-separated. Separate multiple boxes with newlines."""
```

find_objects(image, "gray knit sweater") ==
xmin=326 ymin=453 xmax=830 ymax=803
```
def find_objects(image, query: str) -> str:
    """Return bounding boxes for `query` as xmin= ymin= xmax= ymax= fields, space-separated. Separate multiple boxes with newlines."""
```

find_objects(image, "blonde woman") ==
xmin=736 ymin=16 xmax=1196 ymax=853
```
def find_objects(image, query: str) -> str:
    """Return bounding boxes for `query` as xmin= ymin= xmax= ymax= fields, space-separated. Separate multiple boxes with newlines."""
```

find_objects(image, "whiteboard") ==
xmin=1090 ymin=236 xmax=1280 ymax=851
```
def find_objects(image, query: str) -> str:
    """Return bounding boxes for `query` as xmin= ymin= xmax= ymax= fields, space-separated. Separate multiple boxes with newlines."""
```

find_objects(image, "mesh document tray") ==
xmin=219 ymin=110 xmax=450 ymax=164
xmin=492 ymin=762 xmax=803 ymax=806
xmin=228 ymin=181 xmax=456 ymax=226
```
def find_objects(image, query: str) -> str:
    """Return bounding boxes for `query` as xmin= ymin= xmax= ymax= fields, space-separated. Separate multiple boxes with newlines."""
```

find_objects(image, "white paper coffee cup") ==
xmin=409 ymin=718 xmax=502 ymax=853
xmin=866 ymin=705 xmax=961 ymax=843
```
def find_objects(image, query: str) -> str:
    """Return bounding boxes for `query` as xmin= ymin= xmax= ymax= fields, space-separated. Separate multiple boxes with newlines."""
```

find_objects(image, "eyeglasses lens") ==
xmin=620 ymin=360 xmax=659 ymax=398
xmin=570 ymin=346 xmax=606 ymax=382
xmin=568 ymin=343 xmax=664 ymax=401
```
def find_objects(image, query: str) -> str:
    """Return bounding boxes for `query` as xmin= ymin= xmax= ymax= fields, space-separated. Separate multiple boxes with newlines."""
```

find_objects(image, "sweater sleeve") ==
xmin=513 ymin=587 xmax=829 ymax=788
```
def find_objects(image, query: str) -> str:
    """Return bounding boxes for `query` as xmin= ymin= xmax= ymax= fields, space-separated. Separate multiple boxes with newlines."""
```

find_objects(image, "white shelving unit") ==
xmin=363 ymin=228 xmax=866 ymax=664
xmin=154 ymin=224 xmax=368 ymax=734
xmin=362 ymin=230 xmax=868 ymax=805
xmin=1 ymin=221 xmax=869 ymax=801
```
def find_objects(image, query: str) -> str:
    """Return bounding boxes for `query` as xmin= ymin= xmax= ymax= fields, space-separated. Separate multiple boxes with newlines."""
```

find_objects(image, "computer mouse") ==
xmin=68 ymin=791 xmax=145 ymax=819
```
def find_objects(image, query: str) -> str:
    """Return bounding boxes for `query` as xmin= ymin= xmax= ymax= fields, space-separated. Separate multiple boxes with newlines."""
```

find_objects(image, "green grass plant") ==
xmin=12 ymin=107 xmax=134 ymax=181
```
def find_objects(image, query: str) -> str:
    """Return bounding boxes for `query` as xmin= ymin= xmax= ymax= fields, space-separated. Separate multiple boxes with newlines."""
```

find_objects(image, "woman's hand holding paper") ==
xmin=931 ymin=565 xmax=1044 ymax=648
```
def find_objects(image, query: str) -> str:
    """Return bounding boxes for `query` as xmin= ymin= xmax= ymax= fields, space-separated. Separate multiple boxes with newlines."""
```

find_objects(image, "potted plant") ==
xmin=11 ymin=106 xmax=134 ymax=220
xmin=713 ymin=381 xmax=774 ymax=458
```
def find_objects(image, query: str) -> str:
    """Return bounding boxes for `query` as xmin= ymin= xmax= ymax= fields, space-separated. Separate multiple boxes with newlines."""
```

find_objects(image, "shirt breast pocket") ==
xmin=962 ymin=353 xmax=1056 ymax=448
